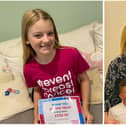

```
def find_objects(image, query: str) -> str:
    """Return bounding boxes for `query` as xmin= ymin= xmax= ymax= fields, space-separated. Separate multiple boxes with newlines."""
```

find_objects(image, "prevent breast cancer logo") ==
xmin=37 ymin=70 xmax=75 ymax=98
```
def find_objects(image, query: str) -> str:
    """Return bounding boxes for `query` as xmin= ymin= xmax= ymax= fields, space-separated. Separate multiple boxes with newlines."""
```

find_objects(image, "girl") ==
xmin=22 ymin=8 xmax=93 ymax=124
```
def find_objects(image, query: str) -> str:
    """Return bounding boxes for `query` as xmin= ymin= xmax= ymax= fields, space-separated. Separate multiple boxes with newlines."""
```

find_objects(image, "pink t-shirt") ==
xmin=24 ymin=46 xmax=90 ymax=99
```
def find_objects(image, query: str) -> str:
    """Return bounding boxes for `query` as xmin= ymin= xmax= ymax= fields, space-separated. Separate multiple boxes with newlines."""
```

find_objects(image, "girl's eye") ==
xmin=34 ymin=34 xmax=42 ymax=38
xmin=48 ymin=32 xmax=54 ymax=36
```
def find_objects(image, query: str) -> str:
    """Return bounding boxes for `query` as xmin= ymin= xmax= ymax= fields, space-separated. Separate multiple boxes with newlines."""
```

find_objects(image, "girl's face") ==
xmin=26 ymin=19 xmax=55 ymax=57
xmin=120 ymin=86 xmax=126 ymax=99
xmin=120 ymin=86 xmax=126 ymax=105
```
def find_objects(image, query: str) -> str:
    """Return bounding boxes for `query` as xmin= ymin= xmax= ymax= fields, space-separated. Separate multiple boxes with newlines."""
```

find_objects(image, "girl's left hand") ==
xmin=84 ymin=112 xmax=93 ymax=124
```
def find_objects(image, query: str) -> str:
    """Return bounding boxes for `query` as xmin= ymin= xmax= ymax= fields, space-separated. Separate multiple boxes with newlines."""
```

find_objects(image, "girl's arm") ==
xmin=78 ymin=72 xmax=93 ymax=124
xmin=33 ymin=86 xmax=41 ymax=124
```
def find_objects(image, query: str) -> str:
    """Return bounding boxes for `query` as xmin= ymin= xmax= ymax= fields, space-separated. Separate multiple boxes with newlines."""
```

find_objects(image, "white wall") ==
xmin=0 ymin=1 xmax=102 ymax=42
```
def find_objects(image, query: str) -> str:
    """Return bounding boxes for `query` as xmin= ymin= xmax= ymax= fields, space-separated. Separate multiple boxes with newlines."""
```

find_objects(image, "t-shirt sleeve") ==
xmin=73 ymin=48 xmax=90 ymax=74
xmin=23 ymin=65 xmax=38 ymax=88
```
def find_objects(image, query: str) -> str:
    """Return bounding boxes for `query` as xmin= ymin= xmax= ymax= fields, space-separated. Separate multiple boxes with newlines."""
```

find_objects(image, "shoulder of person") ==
xmin=109 ymin=102 xmax=125 ymax=115
xmin=111 ymin=102 xmax=123 ymax=109
xmin=110 ymin=55 xmax=124 ymax=64
xmin=24 ymin=58 xmax=37 ymax=70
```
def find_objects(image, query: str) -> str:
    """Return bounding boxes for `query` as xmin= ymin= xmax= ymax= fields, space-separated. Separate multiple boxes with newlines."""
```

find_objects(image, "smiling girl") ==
xmin=21 ymin=8 xmax=93 ymax=124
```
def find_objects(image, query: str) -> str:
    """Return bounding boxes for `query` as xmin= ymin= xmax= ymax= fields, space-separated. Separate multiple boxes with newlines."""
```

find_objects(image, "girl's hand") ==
xmin=84 ymin=111 xmax=93 ymax=124
xmin=34 ymin=118 xmax=40 ymax=124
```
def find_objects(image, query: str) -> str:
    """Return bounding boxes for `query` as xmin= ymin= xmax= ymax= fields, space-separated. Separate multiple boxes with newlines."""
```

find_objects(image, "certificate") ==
xmin=38 ymin=96 xmax=85 ymax=124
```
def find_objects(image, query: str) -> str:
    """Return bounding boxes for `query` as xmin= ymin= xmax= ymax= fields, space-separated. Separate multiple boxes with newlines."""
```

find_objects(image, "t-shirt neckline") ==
xmin=34 ymin=48 xmax=58 ymax=66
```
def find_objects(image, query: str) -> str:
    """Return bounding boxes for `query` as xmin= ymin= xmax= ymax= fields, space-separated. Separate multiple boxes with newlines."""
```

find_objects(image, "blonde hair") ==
xmin=21 ymin=9 xmax=60 ymax=65
xmin=120 ymin=26 xmax=126 ymax=56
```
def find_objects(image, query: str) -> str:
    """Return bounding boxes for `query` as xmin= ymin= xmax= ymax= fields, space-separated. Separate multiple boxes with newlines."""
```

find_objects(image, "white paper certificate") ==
xmin=38 ymin=96 xmax=85 ymax=124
